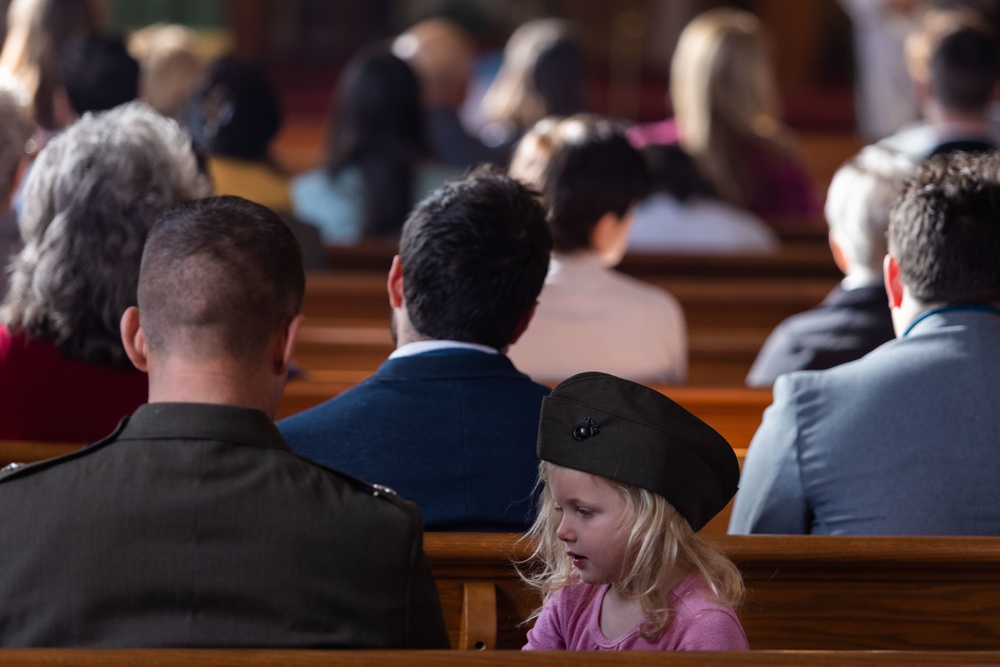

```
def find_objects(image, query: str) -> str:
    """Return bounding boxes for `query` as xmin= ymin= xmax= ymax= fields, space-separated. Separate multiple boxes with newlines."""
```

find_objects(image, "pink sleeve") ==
xmin=522 ymin=592 xmax=567 ymax=650
xmin=669 ymin=608 xmax=749 ymax=651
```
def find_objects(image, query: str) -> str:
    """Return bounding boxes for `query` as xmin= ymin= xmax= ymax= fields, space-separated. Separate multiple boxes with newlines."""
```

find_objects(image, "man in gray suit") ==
xmin=0 ymin=196 xmax=448 ymax=647
xmin=730 ymin=151 xmax=1000 ymax=535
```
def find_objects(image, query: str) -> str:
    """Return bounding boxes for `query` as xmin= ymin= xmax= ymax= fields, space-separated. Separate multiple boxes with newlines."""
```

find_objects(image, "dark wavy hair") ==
xmin=322 ymin=46 xmax=429 ymax=237
xmin=0 ymin=102 xmax=211 ymax=367
xmin=400 ymin=168 xmax=551 ymax=349
xmin=888 ymin=151 xmax=1000 ymax=304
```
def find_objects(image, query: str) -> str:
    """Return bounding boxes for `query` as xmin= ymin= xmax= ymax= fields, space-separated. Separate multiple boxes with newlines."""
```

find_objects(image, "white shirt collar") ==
xmin=389 ymin=339 xmax=499 ymax=359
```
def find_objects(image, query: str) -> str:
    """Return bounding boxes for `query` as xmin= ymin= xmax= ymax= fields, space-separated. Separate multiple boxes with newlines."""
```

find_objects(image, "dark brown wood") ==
xmin=321 ymin=242 xmax=839 ymax=280
xmin=424 ymin=533 xmax=1000 ymax=651
xmin=0 ymin=649 xmax=997 ymax=666
xmin=0 ymin=441 xmax=82 ymax=467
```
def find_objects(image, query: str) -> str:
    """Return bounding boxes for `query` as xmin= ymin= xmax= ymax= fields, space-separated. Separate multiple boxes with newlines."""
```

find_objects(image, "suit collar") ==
xmin=116 ymin=402 xmax=288 ymax=450
xmin=374 ymin=349 xmax=532 ymax=380
xmin=903 ymin=304 xmax=1000 ymax=338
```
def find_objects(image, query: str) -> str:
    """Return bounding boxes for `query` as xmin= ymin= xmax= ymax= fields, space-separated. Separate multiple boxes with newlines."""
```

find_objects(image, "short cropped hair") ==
xmin=888 ymin=151 xmax=1000 ymax=304
xmin=0 ymin=101 xmax=211 ymax=366
xmin=400 ymin=168 xmax=551 ymax=350
xmin=510 ymin=114 xmax=648 ymax=253
xmin=825 ymin=145 xmax=917 ymax=280
xmin=138 ymin=196 xmax=304 ymax=362
xmin=59 ymin=33 xmax=139 ymax=116
xmin=906 ymin=9 xmax=1000 ymax=113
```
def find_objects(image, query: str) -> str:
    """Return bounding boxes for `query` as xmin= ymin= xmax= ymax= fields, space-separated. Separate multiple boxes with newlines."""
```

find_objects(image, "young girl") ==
xmin=521 ymin=371 xmax=748 ymax=650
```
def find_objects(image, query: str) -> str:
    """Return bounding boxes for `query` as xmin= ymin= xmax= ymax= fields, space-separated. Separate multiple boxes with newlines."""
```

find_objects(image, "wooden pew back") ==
xmin=1 ymin=649 xmax=998 ymax=666
xmin=426 ymin=533 xmax=1000 ymax=651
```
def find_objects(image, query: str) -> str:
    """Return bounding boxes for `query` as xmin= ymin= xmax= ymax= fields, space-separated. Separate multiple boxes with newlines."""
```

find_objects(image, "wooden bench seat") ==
xmin=426 ymin=533 xmax=1000 ymax=651
xmin=0 ymin=649 xmax=997 ymax=666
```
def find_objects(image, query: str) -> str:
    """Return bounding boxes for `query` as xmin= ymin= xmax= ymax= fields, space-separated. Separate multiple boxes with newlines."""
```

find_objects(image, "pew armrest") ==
xmin=459 ymin=581 xmax=497 ymax=650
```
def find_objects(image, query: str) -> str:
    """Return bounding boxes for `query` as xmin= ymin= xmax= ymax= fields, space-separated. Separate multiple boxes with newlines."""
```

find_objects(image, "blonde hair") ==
xmin=0 ymin=0 xmax=93 ymax=129
xmin=520 ymin=462 xmax=744 ymax=640
xmin=670 ymin=7 xmax=795 ymax=208
xmin=128 ymin=23 xmax=204 ymax=118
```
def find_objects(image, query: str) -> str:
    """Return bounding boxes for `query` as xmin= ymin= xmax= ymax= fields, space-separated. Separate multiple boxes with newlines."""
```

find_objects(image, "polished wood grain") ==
xmin=0 ymin=649 xmax=997 ymax=666
xmin=0 ymin=649 xmax=1000 ymax=667
xmin=425 ymin=533 xmax=1000 ymax=651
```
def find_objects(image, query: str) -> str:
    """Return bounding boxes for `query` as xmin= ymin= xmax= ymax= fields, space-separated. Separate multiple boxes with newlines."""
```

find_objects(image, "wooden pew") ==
xmin=0 ymin=441 xmax=82 ymax=468
xmin=296 ymin=271 xmax=834 ymax=385
xmin=1 ymin=649 xmax=998 ymax=666
xmin=291 ymin=320 xmax=771 ymax=386
xmin=426 ymin=532 xmax=1000 ymax=651
xmin=278 ymin=382 xmax=772 ymax=449
xmin=301 ymin=271 xmax=836 ymax=333
xmin=323 ymin=239 xmax=840 ymax=280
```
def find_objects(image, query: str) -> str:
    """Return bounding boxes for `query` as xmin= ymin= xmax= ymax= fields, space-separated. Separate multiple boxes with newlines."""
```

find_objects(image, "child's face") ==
xmin=547 ymin=465 xmax=628 ymax=586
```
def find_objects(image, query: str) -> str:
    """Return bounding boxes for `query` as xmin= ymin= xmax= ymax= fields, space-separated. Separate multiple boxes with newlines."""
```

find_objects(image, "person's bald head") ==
xmin=137 ymin=196 xmax=304 ymax=367
xmin=393 ymin=18 xmax=473 ymax=109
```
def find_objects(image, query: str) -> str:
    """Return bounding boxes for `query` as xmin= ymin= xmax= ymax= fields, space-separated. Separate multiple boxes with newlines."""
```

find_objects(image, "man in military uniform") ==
xmin=0 ymin=196 xmax=449 ymax=647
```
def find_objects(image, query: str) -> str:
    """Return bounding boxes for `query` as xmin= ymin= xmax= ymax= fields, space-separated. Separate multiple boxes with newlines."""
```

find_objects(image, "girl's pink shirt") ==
xmin=523 ymin=574 xmax=748 ymax=651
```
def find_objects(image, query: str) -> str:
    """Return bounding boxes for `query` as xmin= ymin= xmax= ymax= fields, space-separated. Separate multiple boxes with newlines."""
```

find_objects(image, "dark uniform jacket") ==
xmin=0 ymin=402 xmax=449 ymax=648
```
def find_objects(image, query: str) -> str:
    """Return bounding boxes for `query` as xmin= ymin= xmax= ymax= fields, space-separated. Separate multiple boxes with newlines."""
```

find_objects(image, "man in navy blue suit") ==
xmin=280 ymin=169 xmax=552 ymax=531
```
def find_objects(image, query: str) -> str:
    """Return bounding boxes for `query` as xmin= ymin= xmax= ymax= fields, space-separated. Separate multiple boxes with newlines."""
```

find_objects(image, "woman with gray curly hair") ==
xmin=0 ymin=101 xmax=211 ymax=441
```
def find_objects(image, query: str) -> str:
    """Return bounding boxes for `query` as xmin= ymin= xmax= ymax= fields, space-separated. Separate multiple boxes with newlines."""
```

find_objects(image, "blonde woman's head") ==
xmin=670 ymin=7 xmax=781 ymax=154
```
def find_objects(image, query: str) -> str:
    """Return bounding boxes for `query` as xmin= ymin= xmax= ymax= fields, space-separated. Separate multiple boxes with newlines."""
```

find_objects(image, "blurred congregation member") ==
xmin=128 ymin=23 xmax=204 ymax=119
xmin=731 ymin=151 xmax=1000 ymax=536
xmin=0 ymin=0 xmax=95 ymax=134
xmin=879 ymin=8 xmax=1000 ymax=158
xmin=57 ymin=32 xmax=139 ymax=118
xmin=628 ymin=144 xmax=778 ymax=254
xmin=183 ymin=55 xmax=325 ymax=268
xmin=508 ymin=114 xmax=686 ymax=384
xmin=292 ymin=47 xmax=460 ymax=245
xmin=747 ymin=146 xmax=915 ymax=387
xmin=281 ymin=170 xmax=552 ymax=531
xmin=629 ymin=8 xmax=821 ymax=228
xmin=0 ymin=102 xmax=210 ymax=441
xmin=393 ymin=17 xmax=501 ymax=170
xmin=0 ymin=78 xmax=33 ymax=299
xmin=0 ymin=195 xmax=448 ymax=647
xmin=479 ymin=18 xmax=585 ymax=155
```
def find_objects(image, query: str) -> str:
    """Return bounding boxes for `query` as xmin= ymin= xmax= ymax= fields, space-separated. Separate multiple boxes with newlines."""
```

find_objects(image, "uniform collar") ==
xmin=115 ymin=402 xmax=288 ymax=451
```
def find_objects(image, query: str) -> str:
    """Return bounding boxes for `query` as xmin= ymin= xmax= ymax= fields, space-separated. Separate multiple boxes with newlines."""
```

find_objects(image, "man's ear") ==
xmin=275 ymin=314 xmax=305 ymax=375
xmin=508 ymin=301 xmax=538 ymax=347
xmin=120 ymin=306 xmax=149 ymax=372
xmin=387 ymin=254 xmax=405 ymax=308
xmin=884 ymin=254 xmax=903 ymax=309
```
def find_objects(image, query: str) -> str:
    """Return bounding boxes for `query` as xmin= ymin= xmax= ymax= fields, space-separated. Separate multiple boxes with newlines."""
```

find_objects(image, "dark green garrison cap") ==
xmin=537 ymin=371 xmax=740 ymax=532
